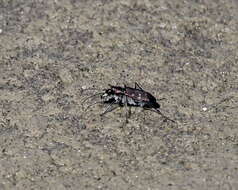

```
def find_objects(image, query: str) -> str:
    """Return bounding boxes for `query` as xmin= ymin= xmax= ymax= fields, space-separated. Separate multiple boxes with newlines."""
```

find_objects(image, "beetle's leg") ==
xmin=135 ymin=82 xmax=143 ymax=90
xmin=144 ymin=108 xmax=175 ymax=123
xmin=124 ymin=95 xmax=132 ymax=123
xmin=100 ymin=101 xmax=118 ymax=116
xmin=155 ymin=109 xmax=175 ymax=123
xmin=100 ymin=105 xmax=119 ymax=116
xmin=84 ymin=101 xmax=104 ymax=111
xmin=82 ymin=92 xmax=104 ymax=106
xmin=128 ymin=106 xmax=131 ymax=118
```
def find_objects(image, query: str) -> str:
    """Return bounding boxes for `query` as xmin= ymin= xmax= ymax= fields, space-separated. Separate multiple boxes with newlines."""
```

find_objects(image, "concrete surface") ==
xmin=0 ymin=0 xmax=238 ymax=189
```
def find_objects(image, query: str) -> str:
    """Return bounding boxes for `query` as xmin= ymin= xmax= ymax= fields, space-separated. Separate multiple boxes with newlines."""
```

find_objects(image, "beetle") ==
xmin=83 ymin=83 xmax=175 ymax=122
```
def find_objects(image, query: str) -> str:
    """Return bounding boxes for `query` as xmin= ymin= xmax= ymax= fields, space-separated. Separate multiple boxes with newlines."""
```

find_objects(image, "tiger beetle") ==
xmin=82 ymin=82 xmax=175 ymax=123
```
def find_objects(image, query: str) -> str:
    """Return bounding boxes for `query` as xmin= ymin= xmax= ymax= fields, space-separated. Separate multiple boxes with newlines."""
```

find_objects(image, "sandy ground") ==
xmin=0 ymin=0 xmax=238 ymax=189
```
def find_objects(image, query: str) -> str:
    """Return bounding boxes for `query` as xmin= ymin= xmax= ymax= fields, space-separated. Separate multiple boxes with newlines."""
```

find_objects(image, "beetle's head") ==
xmin=101 ymin=89 xmax=115 ymax=103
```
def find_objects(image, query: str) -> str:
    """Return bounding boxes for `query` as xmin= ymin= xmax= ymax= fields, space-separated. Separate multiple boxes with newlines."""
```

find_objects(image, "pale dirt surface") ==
xmin=0 ymin=0 xmax=238 ymax=189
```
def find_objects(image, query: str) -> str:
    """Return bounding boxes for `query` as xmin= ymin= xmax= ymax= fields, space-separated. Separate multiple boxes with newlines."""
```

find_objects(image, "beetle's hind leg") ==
xmin=155 ymin=109 xmax=175 ymax=123
xmin=144 ymin=108 xmax=175 ymax=123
